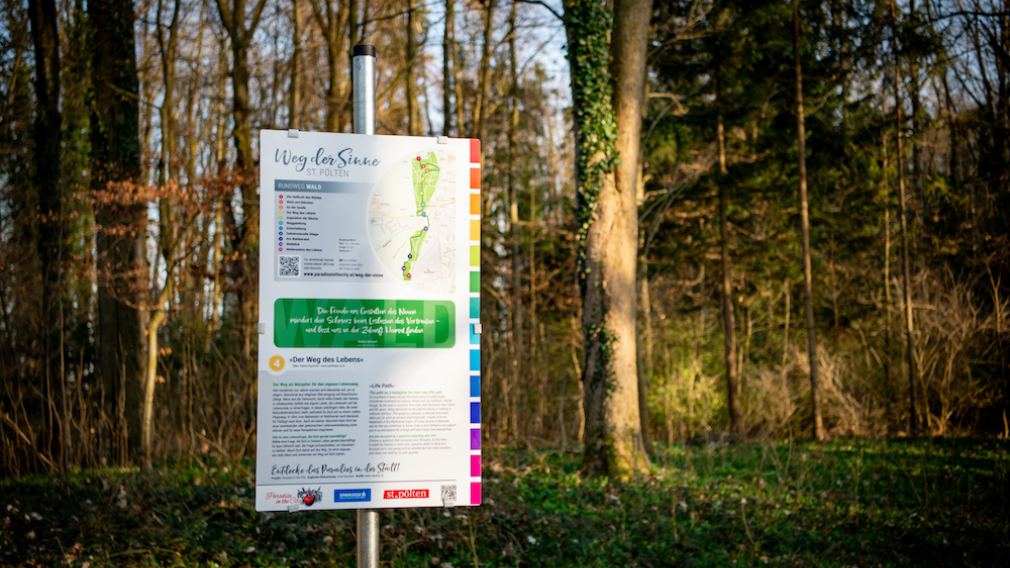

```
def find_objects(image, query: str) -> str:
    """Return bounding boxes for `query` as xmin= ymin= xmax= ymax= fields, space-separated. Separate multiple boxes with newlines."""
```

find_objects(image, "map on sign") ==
xmin=368 ymin=149 xmax=456 ymax=292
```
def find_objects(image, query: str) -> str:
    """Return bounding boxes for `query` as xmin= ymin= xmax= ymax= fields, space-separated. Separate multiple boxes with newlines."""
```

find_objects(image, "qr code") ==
xmin=440 ymin=484 xmax=457 ymax=507
xmin=278 ymin=255 xmax=300 ymax=277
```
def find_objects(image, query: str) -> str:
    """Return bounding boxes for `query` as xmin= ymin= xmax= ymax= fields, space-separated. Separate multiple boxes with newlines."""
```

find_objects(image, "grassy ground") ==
xmin=1 ymin=438 xmax=1008 ymax=567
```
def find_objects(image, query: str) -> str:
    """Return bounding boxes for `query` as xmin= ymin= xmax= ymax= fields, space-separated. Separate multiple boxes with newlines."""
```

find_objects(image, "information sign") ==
xmin=256 ymin=130 xmax=482 ymax=511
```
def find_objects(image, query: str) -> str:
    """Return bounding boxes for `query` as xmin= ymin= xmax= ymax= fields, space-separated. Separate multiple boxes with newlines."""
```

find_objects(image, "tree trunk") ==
xmin=89 ymin=0 xmax=147 ymax=464
xmin=141 ymin=0 xmax=182 ymax=468
xmin=889 ymin=0 xmax=919 ymax=435
xmin=28 ymin=0 xmax=64 ymax=467
xmin=406 ymin=0 xmax=418 ymax=134
xmin=717 ymin=108 xmax=742 ymax=438
xmin=882 ymin=130 xmax=895 ymax=424
xmin=637 ymin=248 xmax=653 ymax=454
xmin=792 ymin=0 xmax=824 ymax=441
xmin=452 ymin=7 xmax=465 ymax=136
xmin=443 ymin=0 xmax=454 ymax=135
xmin=474 ymin=0 xmax=495 ymax=142
xmin=289 ymin=0 xmax=301 ymax=128
xmin=309 ymin=0 xmax=350 ymax=132
xmin=566 ymin=0 xmax=651 ymax=477
xmin=215 ymin=0 xmax=267 ymax=356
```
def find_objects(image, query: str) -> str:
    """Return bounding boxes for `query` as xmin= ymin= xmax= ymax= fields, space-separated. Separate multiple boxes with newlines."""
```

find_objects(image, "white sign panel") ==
xmin=256 ymin=130 xmax=482 ymax=511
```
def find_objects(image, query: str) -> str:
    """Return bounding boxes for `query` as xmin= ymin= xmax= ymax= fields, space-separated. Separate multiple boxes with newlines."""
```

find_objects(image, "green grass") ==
xmin=2 ymin=438 xmax=1008 ymax=566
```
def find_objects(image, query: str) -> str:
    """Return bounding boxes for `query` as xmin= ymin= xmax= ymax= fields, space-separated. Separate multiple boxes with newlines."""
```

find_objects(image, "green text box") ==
xmin=274 ymin=299 xmax=455 ymax=348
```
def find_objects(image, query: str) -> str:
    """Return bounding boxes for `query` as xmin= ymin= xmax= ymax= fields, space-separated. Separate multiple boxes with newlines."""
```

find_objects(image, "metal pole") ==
xmin=352 ymin=44 xmax=376 ymax=136
xmin=356 ymin=506 xmax=379 ymax=568
xmin=351 ymin=43 xmax=379 ymax=568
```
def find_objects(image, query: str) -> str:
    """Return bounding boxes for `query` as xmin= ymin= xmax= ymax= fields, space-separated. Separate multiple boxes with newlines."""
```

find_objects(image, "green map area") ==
xmin=402 ymin=152 xmax=440 ymax=281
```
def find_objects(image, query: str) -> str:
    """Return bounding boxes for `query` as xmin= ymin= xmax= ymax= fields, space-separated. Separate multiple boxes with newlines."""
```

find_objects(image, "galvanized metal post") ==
xmin=352 ymin=43 xmax=379 ymax=568
xmin=352 ymin=45 xmax=376 ymax=136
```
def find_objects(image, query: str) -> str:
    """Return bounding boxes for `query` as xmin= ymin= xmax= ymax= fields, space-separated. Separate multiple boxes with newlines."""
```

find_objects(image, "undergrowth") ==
xmin=1 ymin=438 xmax=1007 ymax=566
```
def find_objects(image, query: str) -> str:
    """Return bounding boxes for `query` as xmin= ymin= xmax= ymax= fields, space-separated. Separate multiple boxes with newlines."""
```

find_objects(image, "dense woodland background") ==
xmin=1 ymin=0 xmax=1008 ymax=477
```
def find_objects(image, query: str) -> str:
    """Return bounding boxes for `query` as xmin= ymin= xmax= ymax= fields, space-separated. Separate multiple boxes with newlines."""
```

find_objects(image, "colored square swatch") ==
xmin=470 ymin=139 xmax=481 ymax=163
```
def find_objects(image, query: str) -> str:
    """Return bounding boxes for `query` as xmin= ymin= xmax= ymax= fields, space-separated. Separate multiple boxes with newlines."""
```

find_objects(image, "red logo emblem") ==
xmin=383 ymin=489 xmax=429 ymax=500
xmin=298 ymin=487 xmax=322 ymax=506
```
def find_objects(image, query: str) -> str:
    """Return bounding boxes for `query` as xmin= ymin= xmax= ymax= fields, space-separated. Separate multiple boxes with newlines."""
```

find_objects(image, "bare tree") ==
xmin=792 ymin=0 xmax=824 ymax=440
xmin=715 ymin=68 xmax=742 ymax=438
xmin=214 ymin=0 xmax=268 ymax=355
xmin=307 ymin=0 xmax=351 ymax=131
xmin=890 ymin=0 xmax=919 ymax=435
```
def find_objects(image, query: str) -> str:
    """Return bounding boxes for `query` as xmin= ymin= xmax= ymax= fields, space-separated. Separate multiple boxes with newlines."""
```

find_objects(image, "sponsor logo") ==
xmin=298 ymin=487 xmax=322 ymax=506
xmin=334 ymin=488 xmax=372 ymax=503
xmin=384 ymin=488 xmax=429 ymax=500
xmin=264 ymin=491 xmax=299 ymax=506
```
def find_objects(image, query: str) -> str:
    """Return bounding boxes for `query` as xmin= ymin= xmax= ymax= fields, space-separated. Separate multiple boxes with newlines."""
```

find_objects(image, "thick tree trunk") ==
xmin=792 ymin=0 xmax=824 ymax=441
xmin=566 ymin=0 xmax=651 ymax=477
xmin=28 ymin=0 xmax=64 ymax=467
xmin=89 ymin=0 xmax=147 ymax=464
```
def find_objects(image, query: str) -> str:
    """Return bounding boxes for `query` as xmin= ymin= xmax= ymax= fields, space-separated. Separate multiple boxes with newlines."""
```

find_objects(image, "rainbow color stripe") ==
xmin=468 ymin=138 xmax=481 ymax=505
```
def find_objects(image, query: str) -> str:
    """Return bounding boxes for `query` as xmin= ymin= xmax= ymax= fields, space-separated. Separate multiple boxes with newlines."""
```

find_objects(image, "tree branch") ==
xmin=517 ymin=0 xmax=563 ymax=23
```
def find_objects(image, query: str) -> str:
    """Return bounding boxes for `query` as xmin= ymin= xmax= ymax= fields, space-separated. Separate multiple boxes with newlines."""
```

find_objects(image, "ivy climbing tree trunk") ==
xmin=565 ymin=0 xmax=650 ymax=478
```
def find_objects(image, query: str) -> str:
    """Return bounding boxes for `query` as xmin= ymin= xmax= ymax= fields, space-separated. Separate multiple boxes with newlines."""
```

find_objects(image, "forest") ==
xmin=1 ymin=0 xmax=1009 ymax=564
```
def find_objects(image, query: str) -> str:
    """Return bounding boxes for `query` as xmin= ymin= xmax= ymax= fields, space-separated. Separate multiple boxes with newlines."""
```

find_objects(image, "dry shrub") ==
xmin=914 ymin=271 xmax=1008 ymax=435
xmin=742 ymin=345 xmax=887 ymax=439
